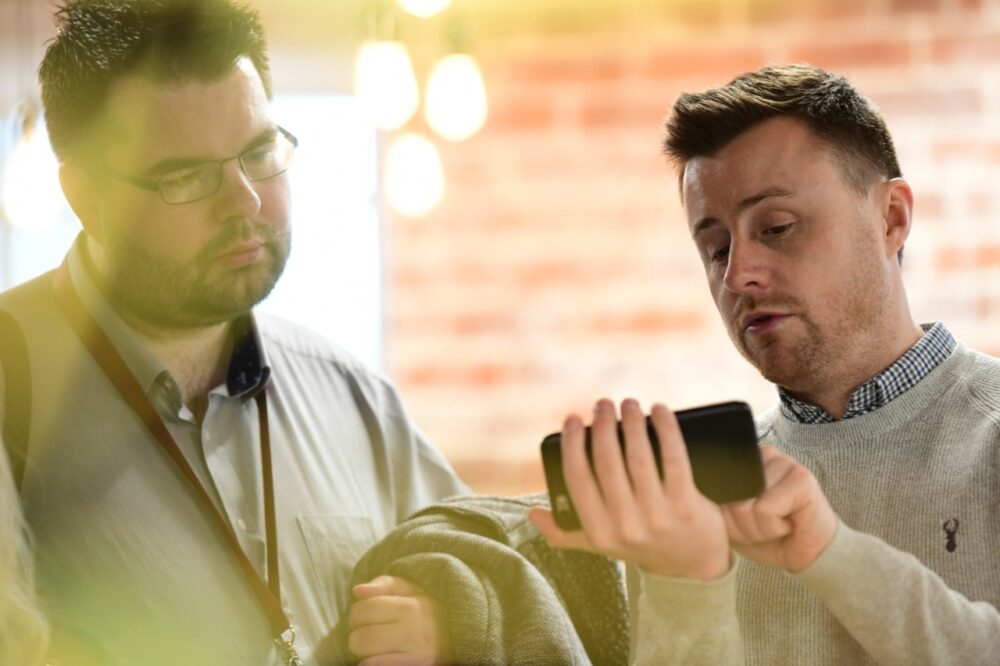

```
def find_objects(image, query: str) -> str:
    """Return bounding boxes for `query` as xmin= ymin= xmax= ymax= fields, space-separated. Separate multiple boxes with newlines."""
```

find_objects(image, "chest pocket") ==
xmin=296 ymin=514 xmax=379 ymax=627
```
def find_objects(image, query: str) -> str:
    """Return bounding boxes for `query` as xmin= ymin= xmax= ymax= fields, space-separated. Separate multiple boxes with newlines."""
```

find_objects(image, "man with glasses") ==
xmin=0 ymin=1 xmax=466 ymax=663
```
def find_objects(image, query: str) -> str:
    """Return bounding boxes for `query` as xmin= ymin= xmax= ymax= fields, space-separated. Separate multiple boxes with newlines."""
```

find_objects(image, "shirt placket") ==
xmin=200 ymin=390 xmax=268 ymax=579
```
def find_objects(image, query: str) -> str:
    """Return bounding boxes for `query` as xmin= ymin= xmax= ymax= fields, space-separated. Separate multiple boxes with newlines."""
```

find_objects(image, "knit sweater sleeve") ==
xmin=795 ymin=522 xmax=1000 ymax=665
xmin=628 ymin=559 xmax=745 ymax=666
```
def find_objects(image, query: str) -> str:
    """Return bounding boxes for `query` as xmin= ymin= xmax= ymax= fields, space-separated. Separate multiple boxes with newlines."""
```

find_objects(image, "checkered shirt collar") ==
xmin=778 ymin=322 xmax=956 ymax=424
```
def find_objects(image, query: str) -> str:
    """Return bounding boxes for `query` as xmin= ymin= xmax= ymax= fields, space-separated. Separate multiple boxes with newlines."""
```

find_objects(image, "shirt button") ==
xmin=237 ymin=518 xmax=248 ymax=532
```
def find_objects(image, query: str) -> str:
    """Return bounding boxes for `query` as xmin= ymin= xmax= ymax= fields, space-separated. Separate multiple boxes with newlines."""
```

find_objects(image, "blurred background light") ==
xmin=396 ymin=0 xmax=452 ymax=20
xmin=2 ymin=106 xmax=63 ymax=231
xmin=425 ymin=53 xmax=488 ymax=142
xmin=354 ymin=41 xmax=419 ymax=131
xmin=384 ymin=132 xmax=444 ymax=217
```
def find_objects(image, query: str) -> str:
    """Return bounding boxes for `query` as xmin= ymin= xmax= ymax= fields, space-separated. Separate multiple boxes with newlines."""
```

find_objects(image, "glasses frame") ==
xmin=105 ymin=126 xmax=299 ymax=205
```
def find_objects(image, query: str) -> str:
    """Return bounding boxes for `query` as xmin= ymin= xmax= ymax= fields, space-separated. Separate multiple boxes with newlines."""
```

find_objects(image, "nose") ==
xmin=213 ymin=158 xmax=261 ymax=221
xmin=723 ymin=239 xmax=771 ymax=295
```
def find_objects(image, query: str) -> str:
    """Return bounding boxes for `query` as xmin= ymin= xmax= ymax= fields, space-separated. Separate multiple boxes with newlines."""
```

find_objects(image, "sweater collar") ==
xmin=777 ymin=322 xmax=956 ymax=424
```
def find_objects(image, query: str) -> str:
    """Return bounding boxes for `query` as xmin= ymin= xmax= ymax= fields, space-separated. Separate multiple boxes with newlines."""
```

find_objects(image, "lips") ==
xmin=741 ymin=311 xmax=790 ymax=332
xmin=215 ymin=240 xmax=266 ymax=268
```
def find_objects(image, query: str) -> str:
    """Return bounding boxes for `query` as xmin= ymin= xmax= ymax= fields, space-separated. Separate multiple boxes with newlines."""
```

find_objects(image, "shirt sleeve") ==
xmin=628 ymin=558 xmax=745 ymax=666
xmin=363 ymin=371 xmax=471 ymax=521
xmin=795 ymin=522 xmax=1000 ymax=665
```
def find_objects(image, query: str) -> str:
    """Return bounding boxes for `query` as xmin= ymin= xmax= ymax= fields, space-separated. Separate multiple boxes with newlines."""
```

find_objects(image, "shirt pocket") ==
xmin=296 ymin=514 xmax=379 ymax=628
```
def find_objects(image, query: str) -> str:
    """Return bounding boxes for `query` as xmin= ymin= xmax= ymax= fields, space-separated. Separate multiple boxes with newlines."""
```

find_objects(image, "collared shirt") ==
xmin=779 ymin=322 xmax=957 ymax=424
xmin=9 ymin=235 xmax=469 ymax=665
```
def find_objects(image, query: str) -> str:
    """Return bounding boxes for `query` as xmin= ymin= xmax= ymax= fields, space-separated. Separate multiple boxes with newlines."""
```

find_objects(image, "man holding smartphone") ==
xmin=529 ymin=64 xmax=1000 ymax=663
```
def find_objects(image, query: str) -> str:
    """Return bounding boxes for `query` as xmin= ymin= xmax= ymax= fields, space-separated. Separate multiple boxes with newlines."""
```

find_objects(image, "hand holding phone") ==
xmin=529 ymin=399 xmax=753 ymax=580
xmin=540 ymin=400 xmax=764 ymax=530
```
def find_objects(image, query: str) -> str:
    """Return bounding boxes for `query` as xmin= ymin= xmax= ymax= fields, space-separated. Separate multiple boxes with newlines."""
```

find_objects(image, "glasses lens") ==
xmin=242 ymin=134 xmax=295 ymax=182
xmin=159 ymin=164 xmax=221 ymax=204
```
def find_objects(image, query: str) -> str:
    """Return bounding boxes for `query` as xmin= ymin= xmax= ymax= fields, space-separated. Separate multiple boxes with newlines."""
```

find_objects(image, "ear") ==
xmin=879 ymin=177 xmax=914 ymax=261
xmin=58 ymin=162 xmax=105 ymax=245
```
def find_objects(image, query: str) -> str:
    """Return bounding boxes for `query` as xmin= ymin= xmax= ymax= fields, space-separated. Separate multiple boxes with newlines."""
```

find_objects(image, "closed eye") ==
xmin=765 ymin=223 xmax=792 ymax=237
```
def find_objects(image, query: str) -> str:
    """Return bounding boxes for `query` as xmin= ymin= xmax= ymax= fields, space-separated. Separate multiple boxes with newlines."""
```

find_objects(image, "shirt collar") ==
xmin=226 ymin=314 xmax=271 ymax=399
xmin=66 ymin=232 xmax=271 ymax=401
xmin=778 ymin=322 xmax=957 ymax=424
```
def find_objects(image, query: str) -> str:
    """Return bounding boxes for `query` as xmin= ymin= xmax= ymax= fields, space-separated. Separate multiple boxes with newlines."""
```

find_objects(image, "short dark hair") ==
xmin=39 ymin=0 xmax=272 ymax=165
xmin=664 ymin=64 xmax=901 ymax=194
xmin=664 ymin=64 xmax=904 ymax=263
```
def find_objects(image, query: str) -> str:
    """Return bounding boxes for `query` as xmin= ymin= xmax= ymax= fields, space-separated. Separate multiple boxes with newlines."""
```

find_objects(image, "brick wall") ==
xmin=386 ymin=0 xmax=1000 ymax=494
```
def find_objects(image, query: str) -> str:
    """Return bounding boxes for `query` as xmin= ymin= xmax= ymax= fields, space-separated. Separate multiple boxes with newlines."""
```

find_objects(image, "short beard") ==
xmin=101 ymin=220 xmax=290 ymax=329
xmin=728 ymin=242 xmax=888 ymax=396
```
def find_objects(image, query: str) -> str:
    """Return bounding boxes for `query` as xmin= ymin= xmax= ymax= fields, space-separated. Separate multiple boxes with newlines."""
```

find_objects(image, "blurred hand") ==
xmin=722 ymin=445 xmax=838 ymax=573
xmin=527 ymin=398 xmax=730 ymax=581
xmin=348 ymin=575 xmax=454 ymax=665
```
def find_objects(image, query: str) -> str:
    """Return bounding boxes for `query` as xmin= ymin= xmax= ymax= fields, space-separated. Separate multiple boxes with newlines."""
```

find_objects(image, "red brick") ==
xmin=915 ymin=192 xmax=945 ymax=218
xmin=663 ymin=0 xmax=726 ymax=27
xmin=644 ymin=47 xmax=767 ymax=82
xmin=930 ymin=140 xmax=1000 ymax=162
xmin=590 ymin=309 xmax=705 ymax=334
xmin=579 ymin=98 xmax=673 ymax=129
xmin=451 ymin=313 xmax=515 ymax=335
xmin=783 ymin=0 xmax=876 ymax=21
xmin=936 ymin=244 xmax=1000 ymax=270
xmin=452 ymin=458 xmax=545 ymax=495
xmin=486 ymin=102 xmax=556 ymax=132
xmin=870 ymin=88 xmax=982 ymax=116
xmin=503 ymin=57 xmax=626 ymax=85
xmin=789 ymin=40 xmax=912 ymax=70
xmin=888 ymin=0 xmax=944 ymax=13
xmin=931 ymin=32 xmax=1000 ymax=63
xmin=401 ymin=363 xmax=525 ymax=388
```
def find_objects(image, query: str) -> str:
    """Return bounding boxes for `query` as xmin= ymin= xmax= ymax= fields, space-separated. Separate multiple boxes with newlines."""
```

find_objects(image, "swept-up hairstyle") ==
xmin=663 ymin=64 xmax=904 ymax=262
xmin=39 ymin=0 xmax=272 ymax=165
xmin=664 ymin=64 xmax=901 ymax=195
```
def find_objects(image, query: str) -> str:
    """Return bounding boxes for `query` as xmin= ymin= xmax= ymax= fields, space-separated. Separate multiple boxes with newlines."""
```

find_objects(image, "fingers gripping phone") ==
xmin=540 ymin=401 xmax=765 ymax=530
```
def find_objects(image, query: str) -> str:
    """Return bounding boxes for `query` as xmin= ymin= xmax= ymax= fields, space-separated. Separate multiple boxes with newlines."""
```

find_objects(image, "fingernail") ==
xmin=622 ymin=398 xmax=639 ymax=412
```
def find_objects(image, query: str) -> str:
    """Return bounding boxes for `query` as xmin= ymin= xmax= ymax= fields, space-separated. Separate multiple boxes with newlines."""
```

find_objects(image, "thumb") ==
xmin=527 ymin=506 xmax=593 ymax=552
xmin=353 ymin=574 xmax=421 ymax=600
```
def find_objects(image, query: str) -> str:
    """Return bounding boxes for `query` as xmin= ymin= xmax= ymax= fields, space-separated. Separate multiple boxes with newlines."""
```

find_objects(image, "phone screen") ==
xmin=540 ymin=401 xmax=764 ymax=530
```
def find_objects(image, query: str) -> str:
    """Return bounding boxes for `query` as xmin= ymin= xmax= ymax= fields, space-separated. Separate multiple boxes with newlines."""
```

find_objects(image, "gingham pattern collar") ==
xmin=778 ymin=322 xmax=956 ymax=424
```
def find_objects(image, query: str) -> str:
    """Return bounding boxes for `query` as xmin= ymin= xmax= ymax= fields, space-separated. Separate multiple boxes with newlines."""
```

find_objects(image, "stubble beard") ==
xmin=728 ymin=265 xmax=888 ymax=396
xmin=102 ymin=220 xmax=291 ymax=330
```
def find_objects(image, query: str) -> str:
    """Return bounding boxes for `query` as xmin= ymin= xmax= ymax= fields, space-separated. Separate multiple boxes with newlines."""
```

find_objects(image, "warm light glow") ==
xmin=355 ymin=41 xmax=419 ymax=131
xmin=2 ymin=124 xmax=64 ymax=231
xmin=396 ymin=0 xmax=452 ymax=19
xmin=384 ymin=133 xmax=444 ymax=217
xmin=425 ymin=54 xmax=488 ymax=142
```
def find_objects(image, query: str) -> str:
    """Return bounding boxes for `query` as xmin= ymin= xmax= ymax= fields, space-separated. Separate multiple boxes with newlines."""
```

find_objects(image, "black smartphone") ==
xmin=540 ymin=400 xmax=765 ymax=530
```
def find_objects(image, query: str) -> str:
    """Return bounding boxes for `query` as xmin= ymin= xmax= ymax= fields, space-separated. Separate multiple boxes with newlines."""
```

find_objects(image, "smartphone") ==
xmin=540 ymin=400 xmax=765 ymax=530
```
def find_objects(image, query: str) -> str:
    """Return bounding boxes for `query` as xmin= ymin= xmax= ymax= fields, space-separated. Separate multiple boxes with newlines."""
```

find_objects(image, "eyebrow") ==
xmin=690 ymin=187 xmax=795 ymax=238
xmin=142 ymin=127 xmax=279 ymax=177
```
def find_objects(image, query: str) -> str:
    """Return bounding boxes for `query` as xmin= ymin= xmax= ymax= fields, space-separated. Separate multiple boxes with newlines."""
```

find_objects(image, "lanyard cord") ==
xmin=52 ymin=263 xmax=295 ymax=646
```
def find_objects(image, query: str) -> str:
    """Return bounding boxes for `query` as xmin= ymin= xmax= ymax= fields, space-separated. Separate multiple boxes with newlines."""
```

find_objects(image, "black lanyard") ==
xmin=53 ymin=263 xmax=303 ymax=665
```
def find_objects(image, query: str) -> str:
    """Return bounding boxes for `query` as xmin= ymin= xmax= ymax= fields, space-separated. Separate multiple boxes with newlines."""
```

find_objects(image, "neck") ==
xmin=787 ymin=316 xmax=924 ymax=420
xmin=83 ymin=235 xmax=234 ymax=418
xmin=131 ymin=318 xmax=234 ymax=404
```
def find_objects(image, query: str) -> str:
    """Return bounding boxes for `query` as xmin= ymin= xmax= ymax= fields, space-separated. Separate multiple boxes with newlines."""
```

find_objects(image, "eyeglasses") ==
xmin=106 ymin=126 xmax=298 ymax=205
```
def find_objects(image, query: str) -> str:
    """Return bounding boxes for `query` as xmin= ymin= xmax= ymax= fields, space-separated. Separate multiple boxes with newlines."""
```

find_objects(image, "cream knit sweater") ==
xmin=631 ymin=342 xmax=1000 ymax=665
